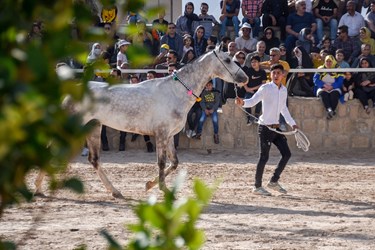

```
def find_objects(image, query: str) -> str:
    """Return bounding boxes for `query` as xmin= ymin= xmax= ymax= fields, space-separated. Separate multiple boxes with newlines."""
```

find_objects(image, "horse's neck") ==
xmin=179 ymin=55 xmax=214 ymax=95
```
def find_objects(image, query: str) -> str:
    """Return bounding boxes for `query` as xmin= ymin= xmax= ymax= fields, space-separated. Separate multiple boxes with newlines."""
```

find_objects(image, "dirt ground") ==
xmin=1 ymin=148 xmax=375 ymax=250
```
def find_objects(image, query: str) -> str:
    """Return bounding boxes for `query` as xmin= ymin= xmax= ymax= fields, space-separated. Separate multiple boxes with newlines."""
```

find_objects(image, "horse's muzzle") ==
xmin=235 ymin=74 xmax=249 ymax=87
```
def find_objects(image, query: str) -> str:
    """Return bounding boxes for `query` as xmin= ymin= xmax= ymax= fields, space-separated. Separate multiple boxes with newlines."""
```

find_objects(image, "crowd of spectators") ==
xmin=31 ymin=0 xmax=375 ymax=151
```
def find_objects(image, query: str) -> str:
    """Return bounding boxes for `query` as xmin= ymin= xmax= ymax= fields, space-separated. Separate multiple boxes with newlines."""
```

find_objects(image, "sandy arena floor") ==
xmin=1 ymin=148 xmax=374 ymax=249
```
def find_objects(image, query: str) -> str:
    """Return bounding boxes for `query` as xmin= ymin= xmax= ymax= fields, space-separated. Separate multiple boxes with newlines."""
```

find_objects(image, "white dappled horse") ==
xmin=35 ymin=46 xmax=248 ymax=198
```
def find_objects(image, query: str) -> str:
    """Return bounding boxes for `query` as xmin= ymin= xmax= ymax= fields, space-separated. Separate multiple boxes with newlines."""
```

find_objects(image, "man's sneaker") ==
xmin=252 ymin=187 xmax=271 ymax=196
xmin=186 ymin=129 xmax=193 ymax=138
xmin=191 ymin=130 xmax=197 ymax=138
xmin=343 ymin=93 xmax=349 ymax=102
xmin=267 ymin=181 xmax=287 ymax=194
xmin=217 ymin=108 xmax=223 ymax=114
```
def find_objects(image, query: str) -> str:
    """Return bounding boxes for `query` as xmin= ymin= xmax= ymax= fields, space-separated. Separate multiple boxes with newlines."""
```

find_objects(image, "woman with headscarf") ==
xmin=354 ymin=57 xmax=375 ymax=114
xmin=313 ymin=55 xmax=344 ymax=119
xmin=193 ymin=25 xmax=207 ymax=57
xmin=359 ymin=27 xmax=375 ymax=55
xmin=87 ymin=43 xmax=102 ymax=63
xmin=290 ymin=45 xmax=313 ymax=69
xmin=176 ymin=2 xmax=200 ymax=36
xmin=180 ymin=48 xmax=196 ymax=65
xmin=260 ymin=27 xmax=280 ymax=55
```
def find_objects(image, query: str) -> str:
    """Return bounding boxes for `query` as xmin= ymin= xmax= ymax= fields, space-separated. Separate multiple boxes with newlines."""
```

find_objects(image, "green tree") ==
xmin=0 ymin=0 xmax=159 ymax=214
xmin=101 ymin=173 xmax=215 ymax=250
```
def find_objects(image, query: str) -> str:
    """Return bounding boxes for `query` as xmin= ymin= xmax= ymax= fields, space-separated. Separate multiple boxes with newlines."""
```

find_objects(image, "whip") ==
xmin=236 ymin=104 xmax=311 ymax=152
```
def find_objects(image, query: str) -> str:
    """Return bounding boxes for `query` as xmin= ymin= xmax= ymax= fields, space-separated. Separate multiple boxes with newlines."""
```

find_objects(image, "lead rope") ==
xmin=172 ymin=71 xmax=202 ymax=102
xmin=234 ymin=85 xmax=310 ymax=152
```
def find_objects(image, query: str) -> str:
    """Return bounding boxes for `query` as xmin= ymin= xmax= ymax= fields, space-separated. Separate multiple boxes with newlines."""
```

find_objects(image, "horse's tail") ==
xmin=62 ymin=95 xmax=80 ymax=114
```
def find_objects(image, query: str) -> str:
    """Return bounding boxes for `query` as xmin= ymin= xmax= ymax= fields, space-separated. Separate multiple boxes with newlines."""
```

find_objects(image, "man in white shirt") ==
xmin=338 ymin=0 xmax=365 ymax=37
xmin=235 ymin=22 xmax=258 ymax=53
xmin=235 ymin=64 xmax=298 ymax=196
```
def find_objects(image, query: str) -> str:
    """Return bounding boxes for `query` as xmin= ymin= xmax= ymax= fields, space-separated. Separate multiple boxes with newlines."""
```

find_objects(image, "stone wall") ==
xmin=105 ymin=97 xmax=375 ymax=152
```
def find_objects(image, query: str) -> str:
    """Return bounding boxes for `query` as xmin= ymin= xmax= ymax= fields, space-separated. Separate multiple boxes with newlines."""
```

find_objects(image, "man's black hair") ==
xmin=270 ymin=63 xmax=284 ymax=71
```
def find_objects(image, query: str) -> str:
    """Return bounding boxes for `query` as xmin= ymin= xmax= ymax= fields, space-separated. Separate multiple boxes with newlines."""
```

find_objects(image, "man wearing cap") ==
xmin=153 ymin=43 xmax=170 ymax=67
xmin=116 ymin=39 xmax=131 ymax=70
xmin=235 ymin=23 xmax=258 ymax=53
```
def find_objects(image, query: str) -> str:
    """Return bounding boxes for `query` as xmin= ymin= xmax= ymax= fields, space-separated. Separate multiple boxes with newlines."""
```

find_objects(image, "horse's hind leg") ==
xmin=34 ymin=171 xmax=46 ymax=196
xmin=87 ymin=124 xmax=124 ymax=199
xmin=146 ymin=136 xmax=178 ymax=191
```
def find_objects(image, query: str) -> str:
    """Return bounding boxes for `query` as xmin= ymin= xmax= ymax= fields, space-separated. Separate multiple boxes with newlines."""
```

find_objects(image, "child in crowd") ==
xmin=207 ymin=35 xmax=218 ymax=46
xmin=116 ymin=39 xmax=131 ymax=79
xmin=196 ymin=80 xmax=221 ymax=144
xmin=342 ymin=72 xmax=355 ymax=102
xmin=242 ymin=55 xmax=267 ymax=125
xmin=319 ymin=35 xmax=333 ymax=53
xmin=182 ymin=34 xmax=194 ymax=58
xmin=335 ymin=49 xmax=350 ymax=68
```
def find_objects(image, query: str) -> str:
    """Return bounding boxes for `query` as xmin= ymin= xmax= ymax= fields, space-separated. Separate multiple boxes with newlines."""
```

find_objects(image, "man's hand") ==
xmin=235 ymin=97 xmax=244 ymax=106
xmin=292 ymin=125 xmax=299 ymax=130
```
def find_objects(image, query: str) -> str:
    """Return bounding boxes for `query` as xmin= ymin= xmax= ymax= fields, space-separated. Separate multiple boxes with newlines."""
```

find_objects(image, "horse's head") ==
xmin=210 ymin=45 xmax=248 ymax=87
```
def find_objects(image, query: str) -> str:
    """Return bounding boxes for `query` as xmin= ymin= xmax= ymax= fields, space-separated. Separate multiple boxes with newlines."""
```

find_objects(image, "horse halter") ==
xmin=212 ymin=50 xmax=242 ymax=86
xmin=172 ymin=71 xmax=202 ymax=102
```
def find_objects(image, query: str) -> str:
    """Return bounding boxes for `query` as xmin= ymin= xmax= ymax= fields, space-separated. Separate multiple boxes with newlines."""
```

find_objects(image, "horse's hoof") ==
xmin=146 ymin=181 xmax=156 ymax=191
xmin=33 ymin=192 xmax=46 ymax=198
xmin=112 ymin=191 xmax=125 ymax=199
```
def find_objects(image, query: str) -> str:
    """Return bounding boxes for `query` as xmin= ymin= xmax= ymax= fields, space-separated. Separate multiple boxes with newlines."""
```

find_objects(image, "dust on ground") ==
xmin=1 ymin=148 xmax=374 ymax=249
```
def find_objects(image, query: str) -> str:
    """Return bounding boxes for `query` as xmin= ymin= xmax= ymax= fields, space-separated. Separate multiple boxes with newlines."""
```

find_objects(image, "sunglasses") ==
xmin=166 ymin=57 xmax=173 ymax=60
xmin=280 ymin=48 xmax=286 ymax=51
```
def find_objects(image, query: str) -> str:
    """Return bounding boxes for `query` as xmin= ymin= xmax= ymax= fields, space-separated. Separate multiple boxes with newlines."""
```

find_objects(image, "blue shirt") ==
xmin=287 ymin=12 xmax=316 ymax=33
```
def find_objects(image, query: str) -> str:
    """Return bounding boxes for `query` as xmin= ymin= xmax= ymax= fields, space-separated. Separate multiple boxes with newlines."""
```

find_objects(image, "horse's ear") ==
xmin=216 ymin=43 xmax=222 ymax=53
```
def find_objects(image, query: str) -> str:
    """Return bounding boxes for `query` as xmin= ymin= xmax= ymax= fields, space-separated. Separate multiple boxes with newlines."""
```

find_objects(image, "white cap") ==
xmin=118 ymin=39 xmax=131 ymax=47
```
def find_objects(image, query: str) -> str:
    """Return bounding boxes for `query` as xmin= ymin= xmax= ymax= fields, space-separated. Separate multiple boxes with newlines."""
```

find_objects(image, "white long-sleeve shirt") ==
xmin=243 ymin=82 xmax=296 ymax=127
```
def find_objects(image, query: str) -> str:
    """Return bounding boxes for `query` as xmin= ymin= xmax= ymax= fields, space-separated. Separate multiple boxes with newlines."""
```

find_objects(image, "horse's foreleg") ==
xmin=87 ymin=124 xmax=124 ymax=199
xmin=146 ymin=137 xmax=178 ymax=191
xmin=34 ymin=171 xmax=46 ymax=196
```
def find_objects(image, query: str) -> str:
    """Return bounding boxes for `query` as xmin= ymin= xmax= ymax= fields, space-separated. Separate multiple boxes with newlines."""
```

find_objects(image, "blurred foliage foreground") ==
xmin=0 ymin=0 xmax=157 ymax=214
xmin=0 ymin=1 xmax=215 ymax=249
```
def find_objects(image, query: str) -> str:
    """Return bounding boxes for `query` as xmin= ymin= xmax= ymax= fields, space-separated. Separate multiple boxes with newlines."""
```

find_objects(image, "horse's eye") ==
xmin=224 ymin=58 xmax=231 ymax=63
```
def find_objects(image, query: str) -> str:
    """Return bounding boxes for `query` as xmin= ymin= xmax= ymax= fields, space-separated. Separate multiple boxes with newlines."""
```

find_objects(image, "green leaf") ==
xmin=62 ymin=177 xmax=84 ymax=193
xmin=193 ymin=179 xmax=213 ymax=204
